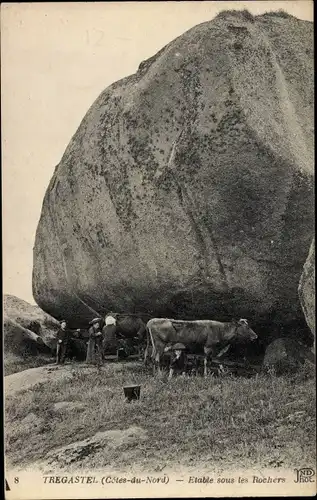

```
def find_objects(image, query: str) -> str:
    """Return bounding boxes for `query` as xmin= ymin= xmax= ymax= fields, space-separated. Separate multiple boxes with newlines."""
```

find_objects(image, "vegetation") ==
xmin=4 ymin=352 xmax=54 ymax=376
xmin=5 ymin=361 xmax=315 ymax=471
xmin=261 ymin=10 xmax=295 ymax=19
xmin=216 ymin=9 xmax=255 ymax=23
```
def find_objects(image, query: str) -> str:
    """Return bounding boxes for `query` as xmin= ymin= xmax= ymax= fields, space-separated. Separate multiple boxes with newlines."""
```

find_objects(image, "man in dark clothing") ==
xmin=168 ymin=343 xmax=187 ymax=379
xmin=56 ymin=320 xmax=80 ymax=364
xmin=87 ymin=318 xmax=104 ymax=365
xmin=56 ymin=320 xmax=70 ymax=364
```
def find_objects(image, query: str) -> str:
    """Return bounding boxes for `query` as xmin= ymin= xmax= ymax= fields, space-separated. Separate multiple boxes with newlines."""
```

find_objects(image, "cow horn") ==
xmin=239 ymin=318 xmax=248 ymax=325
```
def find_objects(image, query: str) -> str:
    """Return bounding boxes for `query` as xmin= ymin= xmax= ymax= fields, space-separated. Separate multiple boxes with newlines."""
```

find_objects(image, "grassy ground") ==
xmin=4 ymin=352 xmax=55 ymax=376
xmin=5 ymin=361 xmax=316 ymax=472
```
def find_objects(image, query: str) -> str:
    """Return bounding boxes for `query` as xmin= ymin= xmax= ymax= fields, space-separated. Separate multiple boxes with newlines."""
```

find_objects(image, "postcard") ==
xmin=2 ymin=1 xmax=315 ymax=498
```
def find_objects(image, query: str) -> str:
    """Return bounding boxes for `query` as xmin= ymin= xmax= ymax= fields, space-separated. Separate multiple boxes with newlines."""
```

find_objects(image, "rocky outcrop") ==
xmin=45 ymin=427 xmax=147 ymax=467
xmin=299 ymin=239 xmax=315 ymax=352
xmin=4 ymin=364 xmax=88 ymax=396
xmin=3 ymin=295 xmax=89 ymax=361
xmin=52 ymin=401 xmax=86 ymax=412
xmin=263 ymin=337 xmax=315 ymax=374
xmin=3 ymin=294 xmax=59 ymax=356
xmin=33 ymin=10 xmax=314 ymax=344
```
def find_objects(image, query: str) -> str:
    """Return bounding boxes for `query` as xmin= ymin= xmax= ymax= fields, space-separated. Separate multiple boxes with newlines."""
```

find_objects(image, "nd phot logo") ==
xmin=294 ymin=468 xmax=315 ymax=483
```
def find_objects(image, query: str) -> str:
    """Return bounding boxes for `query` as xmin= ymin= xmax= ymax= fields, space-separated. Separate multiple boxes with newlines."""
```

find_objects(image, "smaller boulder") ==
xmin=263 ymin=338 xmax=314 ymax=375
xmin=20 ymin=412 xmax=44 ymax=428
xmin=45 ymin=427 xmax=147 ymax=467
xmin=53 ymin=401 xmax=86 ymax=412
xmin=4 ymin=295 xmax=59 ymax=356
xmin=6 ymin=412 xmax=46 ymax=441
xmin=3 ymin=294 xmax=89 ymax=364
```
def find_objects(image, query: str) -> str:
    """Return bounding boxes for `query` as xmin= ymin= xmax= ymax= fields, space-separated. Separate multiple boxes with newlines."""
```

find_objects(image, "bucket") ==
xmin=123 ymin=385 xmax=141 ymax=402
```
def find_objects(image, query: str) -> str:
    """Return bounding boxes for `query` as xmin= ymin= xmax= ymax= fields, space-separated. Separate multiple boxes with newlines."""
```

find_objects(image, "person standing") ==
xmin=87 ymin=318 xmax=103 ymax=365
xmin=102 ymin=314 xmax=117 ymax=357
xmin=56 ymin=320 xmax=70 ymax=364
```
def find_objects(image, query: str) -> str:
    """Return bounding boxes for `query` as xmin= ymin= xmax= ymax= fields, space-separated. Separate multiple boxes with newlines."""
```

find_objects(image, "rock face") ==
xmin=263 ymin=337 xmax=314 ymax=374
xmin=3 ymin=294 xmax=59 ymax=356
xmin=45 ymin=427 xmax=147 ymax=467
xmin=5 ymin=364 xmax=75 ymax=396
xmin=4 ymin=295 xmax=89 ymax=361
xmin=299 ymin=239 xmax=315 ymax=352
xmin=33 ymin=10 xmax=314 ymax=344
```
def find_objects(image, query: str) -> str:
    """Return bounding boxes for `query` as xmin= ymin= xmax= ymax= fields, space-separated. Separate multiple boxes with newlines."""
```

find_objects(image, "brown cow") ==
xmin=145 ymin=317 xmax=258 ymax=376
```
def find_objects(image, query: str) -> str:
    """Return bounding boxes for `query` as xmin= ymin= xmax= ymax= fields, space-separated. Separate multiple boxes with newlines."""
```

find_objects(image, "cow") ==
xmin=145 ymin=317 xmax=258 ymax=377
xmin=102 ymin=312 xmax=147 ymax=358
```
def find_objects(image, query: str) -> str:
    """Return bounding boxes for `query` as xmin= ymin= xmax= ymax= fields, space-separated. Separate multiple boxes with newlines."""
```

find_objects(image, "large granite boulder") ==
xmin=32 ymin=10 xmax=314 ymax=344
xmin=299 ymin=239 xmax=315 ymax=353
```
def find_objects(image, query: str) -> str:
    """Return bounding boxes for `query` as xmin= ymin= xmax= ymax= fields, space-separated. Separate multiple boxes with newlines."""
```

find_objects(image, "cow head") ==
xmin=234 ymin=319 xmax=258 ymax=343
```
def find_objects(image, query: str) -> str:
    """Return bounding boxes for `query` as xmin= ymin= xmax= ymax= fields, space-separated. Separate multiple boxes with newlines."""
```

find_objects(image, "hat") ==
xmin=172 ymin=343 xmax=186 ymax=351
xmin=89 ymin=317 xmax=101 ymax=326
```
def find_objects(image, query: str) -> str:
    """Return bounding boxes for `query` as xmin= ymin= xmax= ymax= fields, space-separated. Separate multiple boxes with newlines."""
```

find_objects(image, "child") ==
xmin=169 ymin=343 xmax=187 ymax=379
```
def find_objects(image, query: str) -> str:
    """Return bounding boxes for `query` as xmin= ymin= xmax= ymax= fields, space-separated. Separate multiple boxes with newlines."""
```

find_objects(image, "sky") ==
xmin=2 ymin=1 xmax=313 ymax=305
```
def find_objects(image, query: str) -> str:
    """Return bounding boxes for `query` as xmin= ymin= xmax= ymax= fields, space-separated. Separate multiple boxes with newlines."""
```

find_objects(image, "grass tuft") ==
xmin=261 ymin=10 xmax=295 ymax=19
xmin=216 ymin=9 xmax=255 ymax=23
